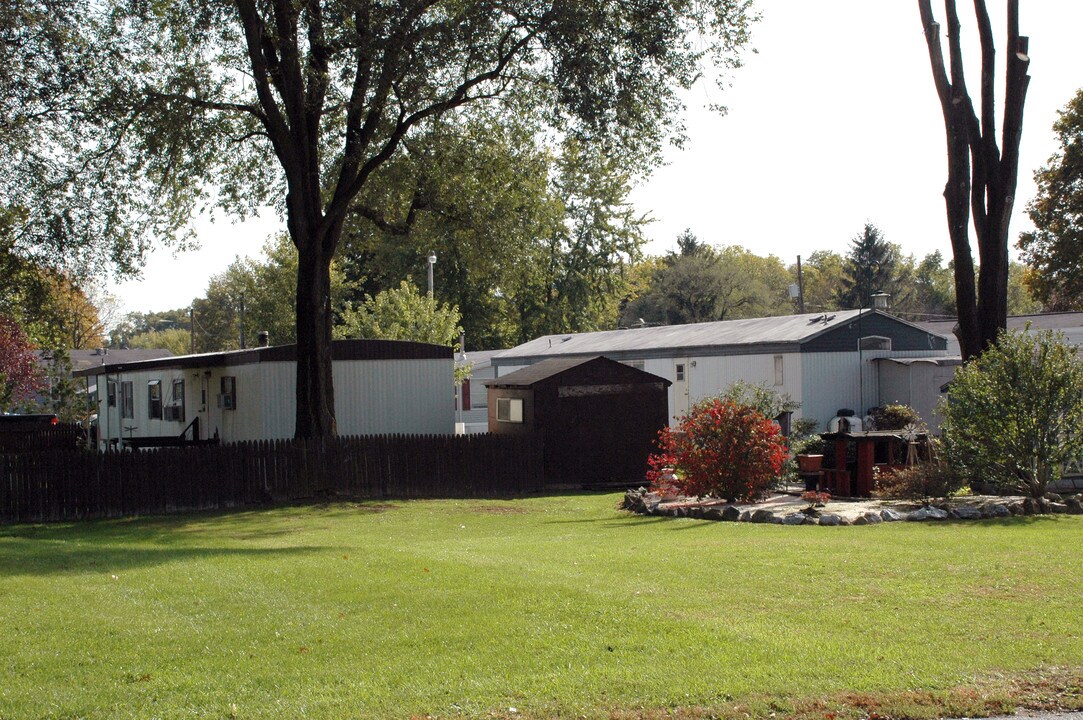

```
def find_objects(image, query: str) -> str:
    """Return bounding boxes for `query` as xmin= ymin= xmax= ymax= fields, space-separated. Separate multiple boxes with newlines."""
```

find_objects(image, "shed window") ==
xmin=496 ymin=397 xmax=524 ymax=423
xmin=859 ymin=336 xmax=891 ymax=351
xmin=106 ymin=380 xmax=117 ymax=408
xmin=148 ymin=380 xmax=162 ymax=419
xmin=675 ymin=363 xmax=686 ymax=382
xmin=773 ymin=355 xmax=784 ymax=386
xmin=120 ymin=381 xmax=134 ymax=419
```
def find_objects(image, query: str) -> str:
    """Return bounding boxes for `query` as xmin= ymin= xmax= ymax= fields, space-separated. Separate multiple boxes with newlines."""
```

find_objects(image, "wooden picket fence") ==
xmin=0 ymin=433 xmax=543 ymax=524
xmin=0 ymin=423 xmax=84 ymax=454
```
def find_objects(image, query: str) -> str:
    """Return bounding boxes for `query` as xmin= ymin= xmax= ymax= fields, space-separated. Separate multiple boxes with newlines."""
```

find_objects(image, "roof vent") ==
xmin=560 ymin=336 xmax=572 ymax=343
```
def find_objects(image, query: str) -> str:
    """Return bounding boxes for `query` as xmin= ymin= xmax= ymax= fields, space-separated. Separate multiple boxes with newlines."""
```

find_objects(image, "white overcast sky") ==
xmin=110 ymin=1 xmax=1083 ymax=315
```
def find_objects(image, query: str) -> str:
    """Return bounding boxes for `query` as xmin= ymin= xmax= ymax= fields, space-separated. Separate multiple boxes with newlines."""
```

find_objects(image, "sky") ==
xmin=110 ymin=1 xmax=1083 ymax=316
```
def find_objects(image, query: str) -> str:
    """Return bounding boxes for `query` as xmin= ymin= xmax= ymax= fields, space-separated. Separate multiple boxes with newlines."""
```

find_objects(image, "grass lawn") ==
xmin=0 ymin=493 xmax=1081 ymax=720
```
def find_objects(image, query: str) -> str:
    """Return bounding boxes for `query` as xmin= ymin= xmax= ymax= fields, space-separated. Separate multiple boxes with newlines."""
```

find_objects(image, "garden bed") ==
xmin=622 ymin=487 xmax=1083 ymax=525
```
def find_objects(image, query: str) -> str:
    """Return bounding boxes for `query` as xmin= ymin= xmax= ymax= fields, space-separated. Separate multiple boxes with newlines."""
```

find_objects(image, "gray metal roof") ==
xmin=493 ymin=309 xmax=933 ymax=362
xmin=917 ymin=312 xmax=1083 ymax=336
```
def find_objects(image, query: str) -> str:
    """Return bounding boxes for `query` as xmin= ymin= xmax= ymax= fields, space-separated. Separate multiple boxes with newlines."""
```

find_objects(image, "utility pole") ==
xmin=239 ymin=292 xmax=246 ymax=349
xmin=797 ymin=255 xmax=805 ymax=313
xmin=189 ymin=306 xmax=195 ymax=354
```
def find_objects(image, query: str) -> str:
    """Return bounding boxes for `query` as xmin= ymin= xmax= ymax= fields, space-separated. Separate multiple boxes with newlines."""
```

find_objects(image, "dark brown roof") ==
xmin=485 ymin=355 xmax=671 ymax=388
xmin=73 ymin=339 xmax=451 ymax=377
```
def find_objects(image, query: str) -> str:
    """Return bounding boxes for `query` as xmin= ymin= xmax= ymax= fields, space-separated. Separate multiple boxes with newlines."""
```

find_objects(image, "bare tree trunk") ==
xmin=917 ymin=0 xmax=1029 ymax=360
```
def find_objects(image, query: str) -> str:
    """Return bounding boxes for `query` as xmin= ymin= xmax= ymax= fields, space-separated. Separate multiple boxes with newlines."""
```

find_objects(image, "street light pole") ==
xmin=427 ymin=251 xmax=437 ymax=296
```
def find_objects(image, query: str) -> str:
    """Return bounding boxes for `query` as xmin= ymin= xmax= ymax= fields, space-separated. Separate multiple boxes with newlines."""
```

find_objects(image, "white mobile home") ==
xmin=491 ymin=310 xmax=950 ymax=431
xmin=75 ymin=339 xmax=454 ymax=448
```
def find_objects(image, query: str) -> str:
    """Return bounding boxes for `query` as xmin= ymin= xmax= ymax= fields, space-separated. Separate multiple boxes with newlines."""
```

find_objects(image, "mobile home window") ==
xmin=496 ymin=397 xmax=524 ymax=423
xmin=172 ymin=378 xmax=185 ymax=406
xmin=169 ymin=379 xmax=186 ymax=422
xmin=859 ymin=336 xmax=891 ymax=351
xmin=107 ymin=380 xmax=117 ymax=407
xmin=148 ymin=380 xmax=162 ymax=419
xmin=120 ymin=381 xmax=134 ymax=419
xmin=773 ymin=355 xmax=784 ymax=386
xmin=219 ymin=376 xmax=237 ymax=410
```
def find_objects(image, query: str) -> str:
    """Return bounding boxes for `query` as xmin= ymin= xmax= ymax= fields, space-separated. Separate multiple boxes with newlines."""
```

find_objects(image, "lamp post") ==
xmin=427 ymin=251 xmax=437 ymax=296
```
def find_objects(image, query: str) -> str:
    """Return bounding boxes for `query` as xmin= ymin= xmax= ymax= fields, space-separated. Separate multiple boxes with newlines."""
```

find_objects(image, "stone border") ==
xmin=621 ymin=488 xmax=1083 ymax=526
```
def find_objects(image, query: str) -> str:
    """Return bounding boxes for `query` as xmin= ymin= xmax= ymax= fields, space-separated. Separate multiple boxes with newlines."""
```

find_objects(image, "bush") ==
xmin=940 ymin=328 xmax=1083 ymax=498
xmin=646 ymin=397 xmax=788 ymax=501
xmin=869 ymin=403 xmax=922 ymax=431
xmin=876 ymin=459 xmax=965 ymax=504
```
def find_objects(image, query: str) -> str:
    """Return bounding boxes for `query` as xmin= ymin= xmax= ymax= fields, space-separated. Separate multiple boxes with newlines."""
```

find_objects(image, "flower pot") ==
xmin=796 ymin=454 xmax=824 ymax=473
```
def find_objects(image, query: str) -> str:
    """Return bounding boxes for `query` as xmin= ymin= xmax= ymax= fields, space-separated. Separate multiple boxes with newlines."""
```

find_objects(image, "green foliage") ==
xmin=621 ymin=236 xmax=791 ymax=326
xmin=341 ymin=120 xmax=645 ymax=349
xmin=721 ymin=380 xmax=801 ymax=420
xmin=792 ymin=250 xmax=845 ymax=313
xmin=941 ymin=328 xmax=1083 ymax=497
xmin=192 ymin=235 xmax=346 ymax=352
xmin=1017 ymin=88 xmax=1083 ymax=310
xmin=334 ymin=280 xmax=462 ymax=347
xmin=125 ymin=328 xmax=192 ymax=356
xmin=869 ymin=404 xmax=922 ymax=431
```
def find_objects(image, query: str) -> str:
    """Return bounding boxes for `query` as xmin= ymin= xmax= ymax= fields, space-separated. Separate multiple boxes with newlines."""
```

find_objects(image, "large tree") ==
xmin=918 ymin=0 xmax=1030 ymax=360
xmin=6 ymin=0 xmax=756 ymax=437
xmin=1017 ymin=89 xmax=1083 ymax=310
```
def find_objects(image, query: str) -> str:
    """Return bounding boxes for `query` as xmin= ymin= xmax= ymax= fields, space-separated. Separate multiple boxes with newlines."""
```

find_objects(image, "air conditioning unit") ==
xmin=217 ymin=393 xmax=235 ymax=410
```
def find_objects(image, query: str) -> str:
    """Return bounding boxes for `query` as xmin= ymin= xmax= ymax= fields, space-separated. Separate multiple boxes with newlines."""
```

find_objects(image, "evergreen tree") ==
xmin=837 ymin=223 xmax=899 ymax=309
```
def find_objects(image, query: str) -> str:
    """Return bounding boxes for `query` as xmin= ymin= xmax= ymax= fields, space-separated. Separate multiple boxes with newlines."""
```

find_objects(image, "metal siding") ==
xmin=335 ymin=359 xmax=454 ymax=435
xmin=802 ymin=313 xmax=947 ymax=353
xmin=801 ymin=350 xmax=943 ymax=431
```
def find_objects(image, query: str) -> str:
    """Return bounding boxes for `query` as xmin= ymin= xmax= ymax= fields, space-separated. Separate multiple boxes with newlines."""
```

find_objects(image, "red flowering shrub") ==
xmin=646 ymin=397 xmax=788 ymax=501
xmin=0 ymin=316 xmax=43 ymax=410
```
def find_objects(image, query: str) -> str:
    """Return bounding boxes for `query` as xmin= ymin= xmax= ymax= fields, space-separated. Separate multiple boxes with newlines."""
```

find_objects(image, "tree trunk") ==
xmin=918 ymin=0 xmax=1028 ymax=361
xmin=293 ymin=238 xmax=336 ymax=438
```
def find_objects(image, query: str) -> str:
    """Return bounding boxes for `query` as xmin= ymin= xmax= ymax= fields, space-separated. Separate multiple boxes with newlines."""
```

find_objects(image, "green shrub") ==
xmin=869 ymin=403 xmax=922 ymax=431
xmin=876 ymin=458 xmax=965 ymax=504
xmin=940 ymin=328 xmax=1083 ymax=498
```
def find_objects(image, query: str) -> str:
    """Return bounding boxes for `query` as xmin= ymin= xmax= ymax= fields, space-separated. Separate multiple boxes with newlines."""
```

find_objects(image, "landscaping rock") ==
xmin=750 ymin=509 xmax=775 ymax=524
xmin=925 ymin=506 xmax=948 ymax=520
xmin=644 ymin=499 xmax=660 ymax=515
xmin=722 ymin=506 xmax=742 ymax=522
xmin=1045 ymin=492 xmax=1063 ymax=502
xmin=802 ymin=515 xmax=819 ymax=525
xmin=687 ymin=506 xmax=706 ymax=520
xmin=702 ymin=507 xmax=726 ymax=521
xmin=818 ymin=513 xmax=841 ymax=526
xmin=739 ymin=510 xmax=752 ymax=522
xmin=988 ymin=503 xmax=1012 ymax=518
xmin=1050 ymin=502 xmax=1068 ymax=514
xmin=1008 ymin=501 xmax=1024 ymax=515
xmin=907 ymin=508 xmax=929 ymax=521
xmin=880 ymin=508 xmax=905 ymax=522
xmin=951 ymin=506 xmax=983 ymax=520
xmin=782 ymin=512 xmax=806 ymax=525
xmin=838 ymin=517 xmax=853 ymax=526
xmin=1066 ymin=497 xmax=1083 ymax=515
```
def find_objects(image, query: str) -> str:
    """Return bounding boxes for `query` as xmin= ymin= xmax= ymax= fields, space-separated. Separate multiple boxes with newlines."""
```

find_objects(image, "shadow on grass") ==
xmin=0 ymin=539 xmax=337 ymax=578
xmin=0 ymin=508 xmax=347 ymax=578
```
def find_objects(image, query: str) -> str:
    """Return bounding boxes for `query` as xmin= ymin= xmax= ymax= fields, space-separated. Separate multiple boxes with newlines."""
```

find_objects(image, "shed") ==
xmin=491 ymin=310 xmax=949 ymax=431
xmin=74 ymin=339 xmax=454 ymax=448
xmin=485 ymin=356 xmax=670 ymax=485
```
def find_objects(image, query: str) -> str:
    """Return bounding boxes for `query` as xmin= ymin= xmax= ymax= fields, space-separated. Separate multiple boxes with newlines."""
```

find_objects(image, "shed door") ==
xmin=673 ymin=358 xmax=690 ymax=419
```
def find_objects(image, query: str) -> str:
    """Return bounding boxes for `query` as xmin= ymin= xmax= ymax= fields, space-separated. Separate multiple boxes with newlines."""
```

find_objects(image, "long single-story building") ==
xmin=491 ymin=310 xmax=950 ymax=431
xmin=74 ymin=339 xmax=454 ymax=448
